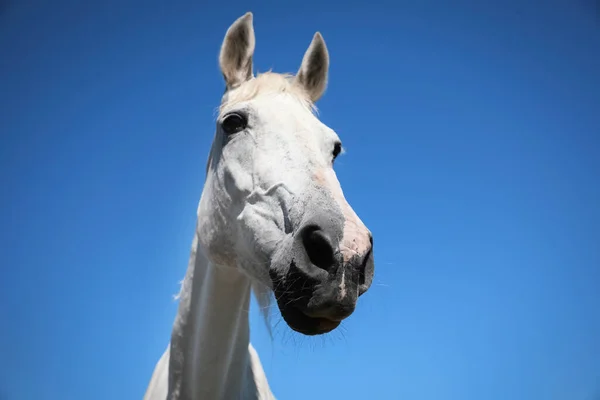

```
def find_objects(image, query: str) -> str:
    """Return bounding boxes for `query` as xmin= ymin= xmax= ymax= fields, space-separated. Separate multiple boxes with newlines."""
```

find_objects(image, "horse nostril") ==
xmin=359 ymin=236 xmax=373 ymax=287
xmin=301 ymin=225 xmax=335 ymax=271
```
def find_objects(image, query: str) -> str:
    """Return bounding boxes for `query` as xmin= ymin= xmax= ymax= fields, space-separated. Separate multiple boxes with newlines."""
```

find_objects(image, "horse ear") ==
xmin=295 ymin=32 xmax=329 ymax=103
xmin=219 ymin=12 xmax=255 ymax=89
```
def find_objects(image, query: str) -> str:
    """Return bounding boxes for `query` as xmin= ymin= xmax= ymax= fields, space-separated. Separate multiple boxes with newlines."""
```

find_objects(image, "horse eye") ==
xmin=222 ymin=113 xmax=247 ymax=135
xmin=332 ymin=142 xmax=342 ymax=162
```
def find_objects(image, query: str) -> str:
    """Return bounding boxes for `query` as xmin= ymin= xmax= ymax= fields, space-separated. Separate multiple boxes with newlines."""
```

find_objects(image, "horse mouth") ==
xmin=280 ymin=305 xmax=341 ymax=335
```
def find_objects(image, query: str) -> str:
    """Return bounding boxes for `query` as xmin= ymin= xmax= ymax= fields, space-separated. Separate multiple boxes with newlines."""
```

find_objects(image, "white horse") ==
xmin=144 ymin=12 xmax=375 ymax=400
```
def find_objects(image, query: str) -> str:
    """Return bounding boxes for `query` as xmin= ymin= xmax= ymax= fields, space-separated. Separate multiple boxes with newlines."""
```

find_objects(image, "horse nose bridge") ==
xmin=339 ymin=208 xmax=372 ymax=263
xmin=311 ymin=169 xmax=371 ymax=258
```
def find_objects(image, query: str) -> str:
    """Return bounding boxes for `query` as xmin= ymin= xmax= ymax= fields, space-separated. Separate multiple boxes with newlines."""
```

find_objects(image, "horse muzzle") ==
xmin=269 ymin=216 xmax=374 ymax=335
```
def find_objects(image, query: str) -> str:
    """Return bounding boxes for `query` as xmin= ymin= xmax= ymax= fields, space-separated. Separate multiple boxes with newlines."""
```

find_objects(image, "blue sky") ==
xmin=1 ymin=1 xmax=599 ymax=399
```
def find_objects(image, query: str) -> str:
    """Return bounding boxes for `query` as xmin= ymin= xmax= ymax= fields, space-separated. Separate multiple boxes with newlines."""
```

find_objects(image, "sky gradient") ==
xmin=1 ymin=1 xmax=599 ymax=399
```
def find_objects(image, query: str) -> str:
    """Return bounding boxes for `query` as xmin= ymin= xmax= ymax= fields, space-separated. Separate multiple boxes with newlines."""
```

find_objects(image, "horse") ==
xmin=143 ymin=12 xmax=375 ymax=400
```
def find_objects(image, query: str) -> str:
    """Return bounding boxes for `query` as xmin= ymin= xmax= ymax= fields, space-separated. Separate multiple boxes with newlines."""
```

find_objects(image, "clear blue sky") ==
xmin=1 ymin=1 xmax=599 ymax=399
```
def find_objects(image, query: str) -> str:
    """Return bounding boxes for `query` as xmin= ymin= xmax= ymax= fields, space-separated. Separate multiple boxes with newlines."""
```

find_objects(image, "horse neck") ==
xmin=168 ymin=232 xmax=253 ymax=399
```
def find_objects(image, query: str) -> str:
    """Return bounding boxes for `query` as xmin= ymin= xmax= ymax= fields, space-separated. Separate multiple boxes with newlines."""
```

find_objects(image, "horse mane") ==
xmin=219 ymin=71 xmax=318 ymax=114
